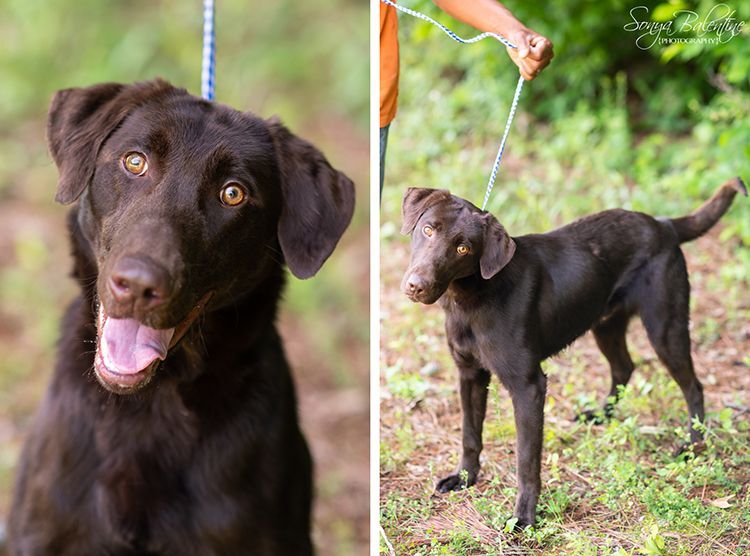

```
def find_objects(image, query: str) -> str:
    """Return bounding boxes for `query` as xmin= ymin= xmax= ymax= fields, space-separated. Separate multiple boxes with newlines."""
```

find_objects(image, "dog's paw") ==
xmin=513 ymin=516 xmax=534 ymax=531
xmin=435 ymin=473 xmax=473 ymax=493
xmin=503 ymin=515 xmax=535 ymax=534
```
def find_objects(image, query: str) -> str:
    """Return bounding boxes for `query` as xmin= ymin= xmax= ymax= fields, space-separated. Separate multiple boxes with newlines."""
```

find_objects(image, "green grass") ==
xmin=381 ymin=362 xmax=750 ymax=554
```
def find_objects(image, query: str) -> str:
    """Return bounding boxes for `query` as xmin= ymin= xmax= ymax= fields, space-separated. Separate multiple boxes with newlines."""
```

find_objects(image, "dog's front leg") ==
xmin=436 ymin=365 xmax=491 ymax=492
xmin=505 ymin=368 xmax=547 ymax=527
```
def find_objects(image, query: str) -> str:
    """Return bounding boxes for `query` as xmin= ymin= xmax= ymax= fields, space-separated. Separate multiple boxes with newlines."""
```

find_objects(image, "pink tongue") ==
xmin=101 ymin=317 xmax=175 ymax=375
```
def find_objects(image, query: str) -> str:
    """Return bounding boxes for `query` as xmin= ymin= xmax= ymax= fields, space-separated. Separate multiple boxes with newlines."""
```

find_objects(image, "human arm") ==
xmin=432 ymin=0 xmax=553 ymax=80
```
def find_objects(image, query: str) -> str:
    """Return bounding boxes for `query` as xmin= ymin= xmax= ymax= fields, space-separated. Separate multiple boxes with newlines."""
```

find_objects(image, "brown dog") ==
xmin=401 ymin=178 xmax=745 ymax=527
xmin=9 ymin=80 xmax=354 ymax=555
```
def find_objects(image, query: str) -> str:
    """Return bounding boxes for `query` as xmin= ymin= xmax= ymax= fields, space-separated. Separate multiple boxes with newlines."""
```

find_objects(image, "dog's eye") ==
xmin=220 ymin=183 xmax=246 ymax=207
xmin=122 ymin=152 xmax=148 ymax=176
xmin=423 ymin=225 xmax=434 ymax=237
xmin=457 ymin=244 xmax=471 ymax=256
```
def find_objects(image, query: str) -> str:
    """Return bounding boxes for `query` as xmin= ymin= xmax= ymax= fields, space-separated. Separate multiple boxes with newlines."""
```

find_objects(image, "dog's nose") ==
xmin=109 ymin=256 xmax=172 ymax=311
xmin=406 ymin=274 xmax=426 ymax=296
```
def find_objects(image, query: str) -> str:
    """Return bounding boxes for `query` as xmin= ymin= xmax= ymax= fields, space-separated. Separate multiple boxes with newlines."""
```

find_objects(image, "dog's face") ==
xmin=400 ymin=188 xmax=515 ymax=304
xmin=48 ymin=80 xmax=354 ymax=393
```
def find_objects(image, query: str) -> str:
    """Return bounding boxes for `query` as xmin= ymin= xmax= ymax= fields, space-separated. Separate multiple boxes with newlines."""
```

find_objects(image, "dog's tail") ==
xmin=669 ymin=177 xmax=747 ymax=243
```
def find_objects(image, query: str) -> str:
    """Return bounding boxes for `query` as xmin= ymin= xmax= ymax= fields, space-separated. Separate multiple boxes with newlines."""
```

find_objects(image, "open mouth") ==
xmin=93 ymin=292 xmax=212 ymax=392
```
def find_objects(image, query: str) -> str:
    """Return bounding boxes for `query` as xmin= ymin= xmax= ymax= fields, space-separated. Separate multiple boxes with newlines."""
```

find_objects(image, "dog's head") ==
xmin=48 ymin=79 xmax=354 ymax=393
xmin=400 ymin=187 xmax=515 ymax=304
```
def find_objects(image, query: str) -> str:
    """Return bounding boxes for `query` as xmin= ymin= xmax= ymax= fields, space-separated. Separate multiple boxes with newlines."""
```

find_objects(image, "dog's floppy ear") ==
xmin=47 ymin=80 xmax=173 ymax=204
xmin=480 ymin=212 xmax=516 ymax=279
xmin=400 ymin=187 xmax=451 ymax=234
xmin=267 ymin=118 xmax=355 ymax=279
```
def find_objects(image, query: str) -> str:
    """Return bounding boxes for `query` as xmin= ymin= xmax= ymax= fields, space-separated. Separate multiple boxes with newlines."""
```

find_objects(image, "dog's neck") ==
xmin=443 ymin=265 xmax=519 ymax=308
xmin=441 ymin=274 xmax=486 ymax=310
xmin=199 ymin=266 xmax=286 ymax=353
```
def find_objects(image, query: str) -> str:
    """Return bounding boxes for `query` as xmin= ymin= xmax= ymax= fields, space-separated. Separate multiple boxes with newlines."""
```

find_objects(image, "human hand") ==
xmin=505 ymin=28 xmax=553 ymax=80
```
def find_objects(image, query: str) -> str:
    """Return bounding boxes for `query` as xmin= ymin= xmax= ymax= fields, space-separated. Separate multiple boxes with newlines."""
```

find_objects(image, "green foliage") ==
xmin=0 ymin=0 xmax=367 ymax=130
xmin=400 ymin=0 xmax=749 ymax=128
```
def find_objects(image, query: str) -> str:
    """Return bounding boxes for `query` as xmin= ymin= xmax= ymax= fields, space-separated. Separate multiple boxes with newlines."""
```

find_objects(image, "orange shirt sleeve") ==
xmin=380 ymin=4 xmax=399 ymax=128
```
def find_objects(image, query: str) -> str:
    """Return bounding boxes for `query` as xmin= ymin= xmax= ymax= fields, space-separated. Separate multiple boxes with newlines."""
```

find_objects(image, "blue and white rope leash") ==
xmin=381 ymin=0 xmax=525 ymax=210
xmin=201 ymin=0 xmax=216 ymax=101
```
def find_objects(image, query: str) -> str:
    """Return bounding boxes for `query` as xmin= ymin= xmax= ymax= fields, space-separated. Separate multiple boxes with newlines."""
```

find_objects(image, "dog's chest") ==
xmin=93 ymin=392 xmax=200 ymax=547
xmin=443 ymin=301 xmax=483 ymax=367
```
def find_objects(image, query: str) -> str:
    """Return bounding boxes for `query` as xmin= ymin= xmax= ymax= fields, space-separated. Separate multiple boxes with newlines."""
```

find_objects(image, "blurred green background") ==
xmin=381 ymin=0 xmax=749 ymax=554
xmin=0 ymin=0 xmax=369 ymax=554
xmin=382 ymin=0 xmax=749 ymax=237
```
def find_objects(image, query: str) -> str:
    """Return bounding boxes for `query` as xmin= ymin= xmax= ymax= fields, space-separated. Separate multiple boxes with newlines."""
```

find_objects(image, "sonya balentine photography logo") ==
xmin=624 ymin=3 xmax=745 ymax=49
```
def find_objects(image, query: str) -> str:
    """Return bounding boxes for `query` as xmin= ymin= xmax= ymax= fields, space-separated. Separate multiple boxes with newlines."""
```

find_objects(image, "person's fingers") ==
xmin=512 ymin=31 xmax=531 ymax=59
xmin=527 ymin=36 xmax=553 ymax=62
xmin=522 ymin=58 xmax=538 ymax=77
xmin=529 ymin=35 xmax=548 ymax=49
xmin=530 ymin=55 xmax=550 ymax=72
xmin=506 ymin=46 xmax=537 ymax=80
xmin=505 ymin=45 xmax=523 ymax=71
xmin=507 ymin=32 xmax=553 ymax=80
xmin=520 ymin=62 xmax=536 ymax=80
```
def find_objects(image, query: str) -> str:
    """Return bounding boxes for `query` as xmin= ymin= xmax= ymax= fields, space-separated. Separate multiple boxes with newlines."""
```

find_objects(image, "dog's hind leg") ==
xmin=640 ymin=249 xmax=705 ymax=449
xmin=436 ymin=365 xmax=491 ymax=492
xmin=578 ymin=309 xmax=635 ymax=423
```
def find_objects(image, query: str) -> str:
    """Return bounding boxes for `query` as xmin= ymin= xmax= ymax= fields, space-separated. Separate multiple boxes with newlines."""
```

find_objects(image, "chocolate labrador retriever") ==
xmin=8 ymin=79 xmax=354 ymax=555
xmin=400 ymin=178 xmax=745 ymax=527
